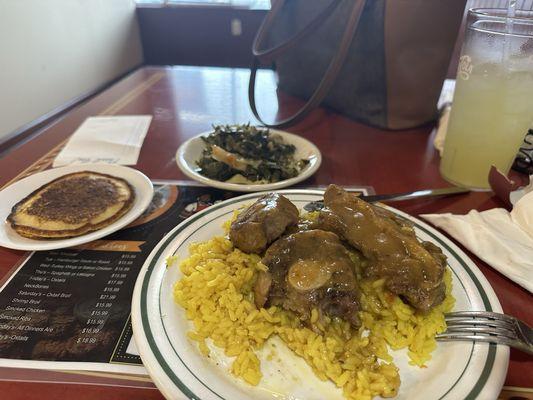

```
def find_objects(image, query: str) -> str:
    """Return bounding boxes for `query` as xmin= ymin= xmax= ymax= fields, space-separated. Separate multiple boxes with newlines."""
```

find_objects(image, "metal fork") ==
xmin=436 ymin=311 xmax=533 ymax=355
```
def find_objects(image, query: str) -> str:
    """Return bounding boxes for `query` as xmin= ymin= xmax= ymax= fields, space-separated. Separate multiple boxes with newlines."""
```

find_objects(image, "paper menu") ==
xmin=53 ymin=116 xmax=152 ymax=167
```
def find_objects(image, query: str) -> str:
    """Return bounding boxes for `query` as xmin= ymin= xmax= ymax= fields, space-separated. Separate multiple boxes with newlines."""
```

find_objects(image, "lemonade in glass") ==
xmin=440 ymin=8 xmax=533 ymax=189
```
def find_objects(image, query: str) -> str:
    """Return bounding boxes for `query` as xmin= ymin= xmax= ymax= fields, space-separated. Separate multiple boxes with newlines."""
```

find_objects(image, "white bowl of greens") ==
xmin=176 ymin=124 xmax=322 ymax=192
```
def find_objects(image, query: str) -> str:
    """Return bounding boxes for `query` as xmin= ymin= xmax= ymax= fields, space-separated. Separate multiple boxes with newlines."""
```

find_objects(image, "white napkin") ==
xmin=432 ymin=79 xmax=456 ymax=156
xmin=510 ymin=177 xmax=533 ymax=206
xmin=421 ymin=190 xmax=533 ymax=293
xmin=53 ymin=115 xmax=152 ymax=167
xmin=432 ymin=105 xmax=450 ymax=157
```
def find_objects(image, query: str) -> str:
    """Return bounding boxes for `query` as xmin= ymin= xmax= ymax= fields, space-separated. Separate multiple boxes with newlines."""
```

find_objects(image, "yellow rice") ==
xmin=172 ymin=222 xmax=455 ymax=400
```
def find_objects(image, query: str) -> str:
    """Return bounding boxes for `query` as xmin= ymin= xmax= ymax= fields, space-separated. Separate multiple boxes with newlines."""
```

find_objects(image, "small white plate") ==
xmin=132 ymin=190 xmax=509 ymax=400
xmin=176 ymin=130 xmax=321 ymax=192
xmin=0 ymin=164 xmax=154 ymax=251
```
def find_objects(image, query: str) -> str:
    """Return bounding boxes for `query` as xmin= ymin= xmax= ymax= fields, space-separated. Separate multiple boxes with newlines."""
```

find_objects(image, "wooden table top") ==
xmin=0 ymin=66 xmax=531 ymax=400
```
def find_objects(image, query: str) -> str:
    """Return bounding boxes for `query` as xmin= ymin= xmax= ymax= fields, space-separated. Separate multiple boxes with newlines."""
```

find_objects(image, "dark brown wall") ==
xmin=137 ymin=6 xmax=267 ymax=67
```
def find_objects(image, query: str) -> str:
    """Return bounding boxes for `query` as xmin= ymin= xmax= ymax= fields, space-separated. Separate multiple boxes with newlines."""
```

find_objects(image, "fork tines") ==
xmin=445 ymin=311 xmax=516 ymax=323
xmin=437 ymin=311 xmax=533 ymax=355
xmin=437 ymin=311 xmax=519 ymax=347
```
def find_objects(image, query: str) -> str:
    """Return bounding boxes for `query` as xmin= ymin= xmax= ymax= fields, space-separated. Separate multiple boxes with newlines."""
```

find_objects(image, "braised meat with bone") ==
xmin=229 ymin=186 xmax=447 ymax=326
xmin=230 ymin=193 xmax=299 ymax=254
xmin=318 ymin=185 xmax=446 ymax=311
xmin=256 ymin=229 xmax=361 ymax=327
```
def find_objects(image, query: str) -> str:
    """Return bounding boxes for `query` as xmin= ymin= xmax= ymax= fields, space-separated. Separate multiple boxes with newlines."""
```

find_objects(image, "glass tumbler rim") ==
xmin=469 ymin=7 xmax=533 ymax=22
xmin=468 ymin=8 xmax=533 ymax=37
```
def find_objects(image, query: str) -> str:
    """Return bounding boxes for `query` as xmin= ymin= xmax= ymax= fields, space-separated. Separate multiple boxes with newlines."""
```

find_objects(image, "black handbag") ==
xmin=249 ymin=0 xmax=466 ymax=130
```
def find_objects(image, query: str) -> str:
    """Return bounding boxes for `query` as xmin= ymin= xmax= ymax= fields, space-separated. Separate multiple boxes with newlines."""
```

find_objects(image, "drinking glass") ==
xmin=440 ymin=8 xmax=533 ymax=190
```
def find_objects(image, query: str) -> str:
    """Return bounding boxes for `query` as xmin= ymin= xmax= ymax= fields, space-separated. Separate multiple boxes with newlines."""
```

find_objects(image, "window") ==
xmin=136 ymin=0 xmax=271 ymax=10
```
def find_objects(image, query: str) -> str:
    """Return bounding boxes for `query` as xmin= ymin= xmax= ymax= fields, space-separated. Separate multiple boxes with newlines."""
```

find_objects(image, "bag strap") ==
xmin=249 ymin=0 xmax=367 ymax=129
xmin=252 ymin=0 xmax=341 ymax=63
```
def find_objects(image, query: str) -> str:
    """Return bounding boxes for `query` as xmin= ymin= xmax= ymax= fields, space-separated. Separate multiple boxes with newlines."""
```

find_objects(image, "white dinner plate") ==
xmin=176 ymin=130 xmax=321 ymax=192
xmin=0 ymin=164 xmax=153 ymax=251
xmin=132 ymin=190 xmax=509 ymax=400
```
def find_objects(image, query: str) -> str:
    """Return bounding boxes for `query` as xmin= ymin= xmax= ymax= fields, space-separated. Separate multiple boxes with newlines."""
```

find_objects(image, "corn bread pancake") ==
xmin=7 ymin=171 xmax=135 ymax=239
